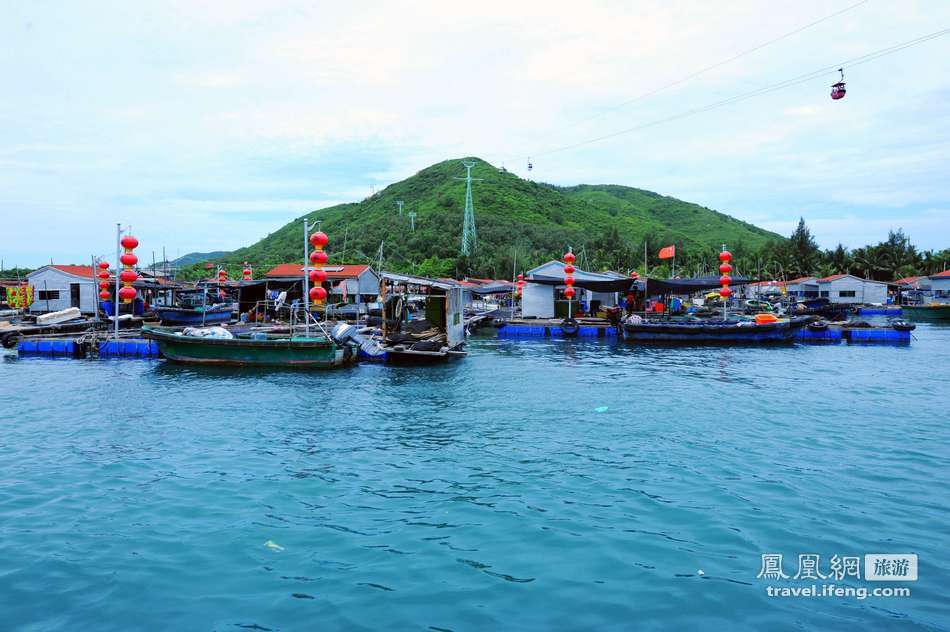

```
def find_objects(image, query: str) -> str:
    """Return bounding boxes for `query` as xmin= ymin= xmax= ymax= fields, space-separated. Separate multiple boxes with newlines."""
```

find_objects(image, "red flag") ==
xmin=658 ymin=245 xmax=675 ymax=259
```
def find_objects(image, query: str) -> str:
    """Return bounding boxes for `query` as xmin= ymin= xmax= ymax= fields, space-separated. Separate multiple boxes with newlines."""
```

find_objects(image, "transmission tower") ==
xmin=408 ymin=210 xmax=417 ymax=232
xmin=395 ymin=200 xmax=404 ymax=216
xmin=455 ymin=161 xmax=482 ymax=256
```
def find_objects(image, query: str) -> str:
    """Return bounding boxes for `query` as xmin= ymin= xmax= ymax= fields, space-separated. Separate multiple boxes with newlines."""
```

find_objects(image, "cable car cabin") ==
xmin=378 ymin=272 xmax=466 ymax=363
xmin=830 ymin=68 xmax=846 ymax=100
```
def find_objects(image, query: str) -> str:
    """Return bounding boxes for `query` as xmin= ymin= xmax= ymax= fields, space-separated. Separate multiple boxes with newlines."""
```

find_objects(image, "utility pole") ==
xmin=408 ymin=210 xmax=416 ymax=232
xmin=395 ymin=200 xmax=404 ymax=216
xmin=455 ymin=161 xmax=482 ymax=256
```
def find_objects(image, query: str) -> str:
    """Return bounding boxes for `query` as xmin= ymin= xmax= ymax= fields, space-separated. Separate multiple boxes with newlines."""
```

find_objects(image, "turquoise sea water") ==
xmin=2 ymin=324 xmax=949 ymax=631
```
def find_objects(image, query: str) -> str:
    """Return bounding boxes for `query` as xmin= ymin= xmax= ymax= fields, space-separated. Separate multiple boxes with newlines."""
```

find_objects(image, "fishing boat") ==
xmin=901 ymin=303 xmax=950 ymax=322
xmin=622 ymin=314 xmax=812 ymax=343
xmin=142 ymin=325 xmax=356 ymax=367
xmin=154 ymin=304 xmax=232 ymax=325
xmin=154 ymin=288 xmax=234 ymax=325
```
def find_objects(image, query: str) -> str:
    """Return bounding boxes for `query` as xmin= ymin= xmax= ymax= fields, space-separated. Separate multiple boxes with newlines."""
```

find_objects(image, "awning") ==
xmin=527 ymin=274 xmax=638 ymax=293
xmin=645 ymin=275 xmax=755 ymax=295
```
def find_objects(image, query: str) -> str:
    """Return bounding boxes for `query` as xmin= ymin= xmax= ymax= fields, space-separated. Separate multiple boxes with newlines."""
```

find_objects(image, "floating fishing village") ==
xmin=5 ymin=2 xmax=950 ymax=631
xmin=3 ymin=170 xmax=948 ymax=364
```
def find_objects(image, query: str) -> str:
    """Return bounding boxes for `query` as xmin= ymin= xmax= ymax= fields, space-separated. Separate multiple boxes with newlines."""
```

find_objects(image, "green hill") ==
xmin=198 ymin=157 xmax=782 ymax=279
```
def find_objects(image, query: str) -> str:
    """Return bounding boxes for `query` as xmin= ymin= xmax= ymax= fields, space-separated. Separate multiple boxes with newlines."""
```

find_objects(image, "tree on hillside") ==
xmin=788 ymin=217 xmax=820 ymax=277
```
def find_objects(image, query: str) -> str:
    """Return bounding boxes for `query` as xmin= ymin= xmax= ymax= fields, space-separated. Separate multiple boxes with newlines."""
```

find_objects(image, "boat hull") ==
xmin=622 ymin=316 xmax=811 ymax=343
xmin=901 ymin=305 xmax=950 ymax=322
xmin=155 ymin=307 xmax=232 ymax=326
xmin=143 ymin=327 xmax=354 ymax=368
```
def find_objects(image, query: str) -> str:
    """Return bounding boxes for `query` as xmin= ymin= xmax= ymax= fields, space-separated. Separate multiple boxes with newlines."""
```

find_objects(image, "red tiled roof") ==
xmin=817 ymin=274 xmax=850 ymax=282
xmin=894 ymin=275 xmax=923 ymax=285
xmin=932 ymin=270 xmax=950 ymax=278
xmin=266 ymin=263 xmax=370 ymax=278
xmin=50 ymin=265 xmax=94 ymax=278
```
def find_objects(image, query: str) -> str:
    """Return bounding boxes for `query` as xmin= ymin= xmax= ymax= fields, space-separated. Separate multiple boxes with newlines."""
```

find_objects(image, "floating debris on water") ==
xmin=594 ymin=406 xmax=609 ymax=413
xmin=264 ymin=540 xmax=284 ymax=552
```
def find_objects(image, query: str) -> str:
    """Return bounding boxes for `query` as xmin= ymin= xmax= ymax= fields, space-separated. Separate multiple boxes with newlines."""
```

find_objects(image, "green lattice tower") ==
xmin=456 ymin=161 xmax=482 ymax=256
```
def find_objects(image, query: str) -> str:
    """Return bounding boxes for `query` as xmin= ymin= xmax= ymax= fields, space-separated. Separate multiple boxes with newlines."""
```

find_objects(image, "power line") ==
xmin=515 ymin=26 xmax=950 ymax=161
xmin=532 ymin=0 xmax=872 ymax=142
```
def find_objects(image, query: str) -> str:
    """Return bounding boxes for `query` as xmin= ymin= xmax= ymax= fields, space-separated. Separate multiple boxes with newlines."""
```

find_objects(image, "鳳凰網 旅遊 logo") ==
xmin=756 ymin=553 xmax=916 ymax=600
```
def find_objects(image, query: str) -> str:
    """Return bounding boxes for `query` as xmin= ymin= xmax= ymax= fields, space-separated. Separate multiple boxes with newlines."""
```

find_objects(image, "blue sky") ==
xmin=3 ymin=0 xmax=949 ymax=267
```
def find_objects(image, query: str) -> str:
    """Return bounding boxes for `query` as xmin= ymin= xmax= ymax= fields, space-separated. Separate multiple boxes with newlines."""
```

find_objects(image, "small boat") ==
xmin=142 ymin=325 xmax=356 ymax=367
xmin=154 ymin=304 xmax=233 ymax=326
xmin=787 ymin=297 xmax=850 ymax=321
xmin=622 ymin=315 xmax=812 ymax=343
xmin=901 ymin=304 xmax=950 ymax=322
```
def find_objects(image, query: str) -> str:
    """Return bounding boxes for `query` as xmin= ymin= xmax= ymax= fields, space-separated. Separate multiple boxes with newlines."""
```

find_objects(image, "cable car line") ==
xmin=529 ymin=0 xmax=872 ymax=142
xmin=513 ymin=26 xmax=950 ymax=163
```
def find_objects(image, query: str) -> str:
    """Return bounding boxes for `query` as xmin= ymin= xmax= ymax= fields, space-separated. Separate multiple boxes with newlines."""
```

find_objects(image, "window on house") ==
xmin=820 ymin=291 xmax=829 ymax=297
xmin=37 ymin=290 xmax=60 ymax=300
xmin=838 ymin=290 xmax=856 ymax=297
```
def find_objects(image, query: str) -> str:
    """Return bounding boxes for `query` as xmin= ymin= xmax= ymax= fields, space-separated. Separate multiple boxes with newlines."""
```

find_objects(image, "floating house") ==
xmin=929 ymin=270 xmax=950 ymax=303
xmin=244 ymin=264 xmax=381 ymax=318
xmin=522 ymin=261 xmax=630 ymax=318
xmin=817 ymin=274 xmax=888 ymax=304
xmin=25 ymin=265 xmax=97 ymax=314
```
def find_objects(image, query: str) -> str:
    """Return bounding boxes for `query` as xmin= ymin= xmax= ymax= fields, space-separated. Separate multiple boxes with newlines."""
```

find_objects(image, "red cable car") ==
xmin=831 ymin=68 xmax=846 ymax=100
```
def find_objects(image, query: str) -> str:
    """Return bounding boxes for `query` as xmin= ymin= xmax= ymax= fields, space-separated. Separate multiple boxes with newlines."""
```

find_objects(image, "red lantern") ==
xmin=120 ymin=269 xmax=138 ymax=283
xmin=719 ymin=275 xmax=731 ymax=286
xmin=564 ymin=264 xmax=575 ymax=275
xmin=517 ymin=273 xmax=524 ymax=281
xmin=719 ymin=263 xmax=732 ymax=274
xmin=310 ymin=250 xmax=328 ymax=265
xmin=565 ymin=277 xmax=575 ymax=286
xmin=564 ymin=251 xmax=576 ymax=264
xmin=719 ymin=250 xmax=732 ymax=262
xmin=120 ymin=235 xmax=139 ymax=250
xmin=719 ymin=287 xmax=732 ymax=298
xmin=99 ymin=281 xmax=111 ymax=290
xmin=309 ymin=268 xmax=327 ymax=283
xmin=309 ymin=231 xmax=329 ymax=248
xmin=309 ymin=286 xmax=327 ymax=301
xmin=99 ymin=290 xmax=111 ymax=300
xmin=98 ymin=270 xmax=110 ymax=280
xmin=118 ymin=286 xmax=137 ymax=301
xmin=564 ymin=287 xmax=576 ymax=298
xmin=120 ymin=253 xmax=138 ymax=266
xmin=98 ymin=261 xmax=110 ymax=270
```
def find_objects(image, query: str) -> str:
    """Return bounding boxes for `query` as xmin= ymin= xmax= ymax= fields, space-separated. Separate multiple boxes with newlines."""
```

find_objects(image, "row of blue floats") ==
xmin=17 ymin=339 xmax=161 ymax=358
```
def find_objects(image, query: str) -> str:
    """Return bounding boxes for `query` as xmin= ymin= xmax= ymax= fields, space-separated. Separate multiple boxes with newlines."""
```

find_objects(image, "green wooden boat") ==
xmin=142 ymin=325 xmax=356 ymax=368
xmin=901 ymin=304 xmax=950 ymax=322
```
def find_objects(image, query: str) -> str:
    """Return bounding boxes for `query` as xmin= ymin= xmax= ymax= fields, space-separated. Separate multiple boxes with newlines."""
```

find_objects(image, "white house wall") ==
xmin=26 ymin=268 xmax=97 ymax=314
xmin=821 ymin=277 xmax=887 ymax=304
xmin=522 ymin=282 xmax=554 ymax=318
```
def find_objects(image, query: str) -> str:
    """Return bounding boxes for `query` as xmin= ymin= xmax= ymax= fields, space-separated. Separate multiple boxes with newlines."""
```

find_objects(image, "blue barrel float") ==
xmin=99 ymin=339 xmax=161 ymax=358
xmin=17 ymin=339 xmax=77 ymax=357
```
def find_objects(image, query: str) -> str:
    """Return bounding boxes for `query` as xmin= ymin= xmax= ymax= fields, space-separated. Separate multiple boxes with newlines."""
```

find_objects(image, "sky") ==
xmin=2 ymin=0 xmax=950 ymax=268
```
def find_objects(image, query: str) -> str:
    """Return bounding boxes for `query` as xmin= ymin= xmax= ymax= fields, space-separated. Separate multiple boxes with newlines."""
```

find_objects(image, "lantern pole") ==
xmin=115 ymin=223 xmax=122 ymax=340
xmin=303 ymin=218 xmax=310 ymax=337
xmin=91 ymin=255 xmax=99 ymax=324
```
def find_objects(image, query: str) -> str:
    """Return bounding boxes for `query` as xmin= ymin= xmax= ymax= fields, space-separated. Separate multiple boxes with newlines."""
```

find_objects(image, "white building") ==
xmin=26 ymin=265 xmax=97 ymax=314
xmin=928 ymin=270 xmax=950 ymax=304
xmin=522 ymin=261 xmax=627 ymax=318
xmin=817 ymin=274 xmax=888 ymax=305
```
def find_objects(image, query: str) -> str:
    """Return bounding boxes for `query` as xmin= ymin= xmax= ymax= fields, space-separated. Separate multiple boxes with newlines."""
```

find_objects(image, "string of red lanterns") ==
xmin=516 ymin=273 xmax=525 ymax=297
xmin=719 ymin=246 xmax=733 ymax=304
xmin=563 ymin=250 xmax=576 ymax=301
xmin=308 ymin=230 xmax=329 ymax=306
xmin=118 ymin=235 xmax=139 ymax=303
xmin=242 ymin=261 xmax=252 ymax=281
xmin=97 ymin=260 xmax=111 ymax=301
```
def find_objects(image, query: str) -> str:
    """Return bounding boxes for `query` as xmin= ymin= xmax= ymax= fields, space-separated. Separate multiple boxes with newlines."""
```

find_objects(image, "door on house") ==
xmin=70 ymin=283 xmax=81 ymax=308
